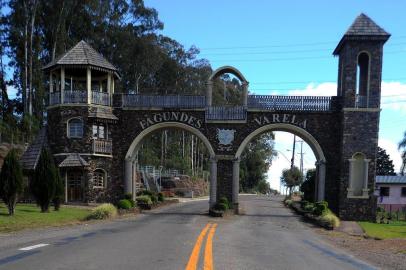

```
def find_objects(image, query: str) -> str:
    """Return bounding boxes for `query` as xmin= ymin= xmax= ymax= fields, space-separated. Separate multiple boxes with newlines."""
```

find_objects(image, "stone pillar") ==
xmin=242 ymin=82 xmax=249 ymax=107
xmin=206 ymin=81 xmax=213 ymax=106
xmin=362 ymin=159 xmax=370 ymax=197
xmin=232 ymin=158 xmax=240 ymax=213
xmin=209 ymin=157 xmax=217 ymax=207
xmin=317 ymin=160 xmax=326 ymax=201
xmin=124 ymin=159 xmax=132 ymax=194
xmin=60 ymin=67 xmax=65 ymax=103
xmin=87 ymin=67 xmax=92 ymax=104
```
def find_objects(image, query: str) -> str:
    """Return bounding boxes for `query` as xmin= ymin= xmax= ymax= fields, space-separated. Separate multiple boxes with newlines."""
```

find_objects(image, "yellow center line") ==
xmin=204 ymin=223 xmax=218 ymax=270
xmin=185 ymin=223 xmax=212 ymax=270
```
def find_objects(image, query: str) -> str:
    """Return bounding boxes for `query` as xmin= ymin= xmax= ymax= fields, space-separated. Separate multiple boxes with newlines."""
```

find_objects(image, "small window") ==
xmin=92 ymin=124 xmax=107 ymax=139
xmin=68 ymin=118 xmax=83 ymax=138
xmin=401 ymin=187 xmax=406 ymax=197
xmin=93 ymin=169 xmax=106 ymax=188
xmin=379 ymin=187 xmax=390 ymax=197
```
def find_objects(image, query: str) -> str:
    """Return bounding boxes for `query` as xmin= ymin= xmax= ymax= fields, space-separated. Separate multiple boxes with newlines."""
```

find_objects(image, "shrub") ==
xmin=117 ymin=199 xmax=133 ymax=210
xmin=219 ymin=196 xmax=231 ymax=209
xmin=136 ymin=195 xmax=153 ymax=209
xmin=31 ymin=149 xmax=58 ymax=212
xmin=157 ymin=192 xmax=164 ymax=202
xmin=150 ymin=194 xmax=158 ymax=204
xmin=86 ymin=203 xmax=117 ymax=220
xmin=53 ymin=168 xmax=64 ymax=211
xmin=0 ymin=149 xmax=24 ymax=215
xmin=284 ymin=199 xmax=293 ymax=207
xmin=136 ymin=190 xmax=153 ymax=197
xmin=124 ymin=193 xmax=133 ymax=200
xmin=215 ymin=202 xmax=228 ymax=211
xmin=320 ymin=212 xmax=340 ymax=228
xmin=313 ymin=201 xmax=328 ymax=216
xmin=303 ymin=203 xmax=315 ymax=212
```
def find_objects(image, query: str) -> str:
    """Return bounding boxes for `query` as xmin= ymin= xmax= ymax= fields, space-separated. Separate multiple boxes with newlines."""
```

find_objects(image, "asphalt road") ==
xmin=0 ymin=195 xmax=376 ymax=270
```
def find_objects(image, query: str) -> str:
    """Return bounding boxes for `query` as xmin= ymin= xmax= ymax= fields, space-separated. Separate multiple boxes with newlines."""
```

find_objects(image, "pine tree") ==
xmin=0 ymin=149 xmax=24 ymax=215
xmin=376 ymin=146 xmax=396 ymax=176
xmin=52 ymin=168 xmax=64 ymax=211
xmin=30 ymin=148 xmax=57 ymax=212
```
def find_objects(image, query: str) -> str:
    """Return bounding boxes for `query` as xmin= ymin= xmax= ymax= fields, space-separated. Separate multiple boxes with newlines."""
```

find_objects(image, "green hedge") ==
xmin=86 ymin=204 xmax=117 ymax=220
xmin=117 ymin=199 xmax=132 ymax=210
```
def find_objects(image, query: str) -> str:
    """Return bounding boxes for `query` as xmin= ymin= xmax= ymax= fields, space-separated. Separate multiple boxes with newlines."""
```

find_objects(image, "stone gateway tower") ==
xmin=22 ymin=14 xmax=390 ymax=221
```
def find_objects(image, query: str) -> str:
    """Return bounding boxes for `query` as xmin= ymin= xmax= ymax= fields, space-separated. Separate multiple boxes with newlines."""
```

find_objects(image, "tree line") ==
xmin=0 ymin=0 xmax=277 ymax=194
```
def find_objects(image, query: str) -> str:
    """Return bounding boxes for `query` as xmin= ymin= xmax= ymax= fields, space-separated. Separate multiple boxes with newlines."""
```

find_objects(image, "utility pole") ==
xmin=298 ymin=140 xmax=304 ymax=177
xmin=290 ymin=135 xmax=296 ymax=169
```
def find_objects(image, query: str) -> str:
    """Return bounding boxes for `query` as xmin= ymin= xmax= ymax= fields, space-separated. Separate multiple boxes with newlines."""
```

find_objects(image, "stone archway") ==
xmin=233 ymin=123 xmax=327 ymax=209
xmin=206 ymin=65 xmax=249 ymax=106
xmin=124 ymin=122 xmax=218 ymax=206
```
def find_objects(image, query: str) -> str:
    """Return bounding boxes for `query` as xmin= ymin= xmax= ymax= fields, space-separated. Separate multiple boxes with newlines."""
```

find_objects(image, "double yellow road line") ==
xmin=185 ymin=223 xmax=218 ymax=270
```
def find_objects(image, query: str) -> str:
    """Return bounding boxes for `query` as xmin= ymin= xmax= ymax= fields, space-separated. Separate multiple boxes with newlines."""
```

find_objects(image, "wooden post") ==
xmin=64 ymin=171 xmax=68 ymax=203
xmin=107 ymin=73 xmax=112 ymax=106
xmin=87 ymin=67 xmax=91 ymax=104
xmin=60 ymin=67 xmax=65 ymax=103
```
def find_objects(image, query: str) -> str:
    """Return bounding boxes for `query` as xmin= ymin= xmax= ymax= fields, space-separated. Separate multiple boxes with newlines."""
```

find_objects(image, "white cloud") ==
xmin=288 ymin=82 xmax=337 ymax=96
xmin=378 ymin=138 xmax=403 ymax=173
xmin=381 ymin=82 xmax=406 ymax=113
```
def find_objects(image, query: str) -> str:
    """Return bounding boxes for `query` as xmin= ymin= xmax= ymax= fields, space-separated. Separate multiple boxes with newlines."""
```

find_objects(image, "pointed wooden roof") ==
xmin=20 ymin=127 xmax=47 ymax=171
xmin=43 ymin=41 xmax=119 ymax=77
xmin=58 ymin=153 xmax=89 ymax=168
xmin=333 ymin=13 xmax=390 ymax=55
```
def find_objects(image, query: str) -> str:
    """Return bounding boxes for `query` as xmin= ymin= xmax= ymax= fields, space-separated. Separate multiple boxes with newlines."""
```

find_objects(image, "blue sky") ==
xmin=146 ymin=0 xmax=406 ymax=190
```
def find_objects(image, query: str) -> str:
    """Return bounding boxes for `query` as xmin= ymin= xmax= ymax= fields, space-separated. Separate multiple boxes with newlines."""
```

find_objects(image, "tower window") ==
xmin=68 ymin=118 xmax=83 ymax=138
xmin=93 ymin=169 xmax=106 ymax=188
xmin=356 ymin=52 xmax=370 ymax=108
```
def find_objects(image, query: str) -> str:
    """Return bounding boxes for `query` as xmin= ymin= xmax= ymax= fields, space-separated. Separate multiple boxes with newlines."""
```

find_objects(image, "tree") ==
xmin=52 ymin=168 xmax=63 ymax=211
xmin=256 ymin=180 xmax=270 ymax=194
xmin=376 ymin=146 xmax=396 ymax=176
xmin=399 ymin=131 xmax=406 ymax=176
xmin=280 ymin=166 xmax=303 ymax=195
xmin=300 ymin=169 xmax=316 ymax=202
xmin=30 ymin=148 xmax=57 ymax=212
xmin=0 ymin=149 xmax=24 ymax=215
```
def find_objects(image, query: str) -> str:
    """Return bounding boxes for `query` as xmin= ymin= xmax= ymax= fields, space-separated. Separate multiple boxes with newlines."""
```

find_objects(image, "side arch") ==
xmin=125 ymin=122 xmax=215 ymax=160
xmin=208 ymin=65 xmax=248 ymax=83
xmin=233 ymin=123 xmax=326 ymax=203
xmin=123 ymin=122 xmax=217 ymax=204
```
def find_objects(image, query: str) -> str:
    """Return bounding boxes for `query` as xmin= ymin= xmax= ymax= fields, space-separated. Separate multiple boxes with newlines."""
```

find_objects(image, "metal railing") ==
xmin=120 ymin=94 xmax=206 ymax=108
xmin=92 ymin=91 xmax=110 ymax=106
xmin=92 ymin=139 xmax=112 ymax=154
xmin=49 ymin=92 xmax=61 ymax=105
xmin=64 ymin=90 xmax=87 ymax=104
xmin=247 ymin=95 xmax=332 ymax=111
xmin=205 ymin=106 xmax=247 ymax=120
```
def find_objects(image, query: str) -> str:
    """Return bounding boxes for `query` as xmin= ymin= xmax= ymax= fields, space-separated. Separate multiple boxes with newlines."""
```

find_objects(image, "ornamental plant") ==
xmin=0 ymin=149 xmax=24 ymax=215
xmin=30 ymin=148 xmax=57 ymax=212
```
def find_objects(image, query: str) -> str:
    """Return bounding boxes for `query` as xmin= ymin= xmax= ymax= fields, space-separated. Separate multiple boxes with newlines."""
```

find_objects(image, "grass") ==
xmin=358 ymin=221 xmax=406 ymax=239
xmin=0 ymin=203 xmax=91 ymax=233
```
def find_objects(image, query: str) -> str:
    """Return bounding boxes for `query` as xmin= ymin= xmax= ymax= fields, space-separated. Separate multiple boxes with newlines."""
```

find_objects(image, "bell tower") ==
xmin=334 ymin=14 xmax=390 ymax=220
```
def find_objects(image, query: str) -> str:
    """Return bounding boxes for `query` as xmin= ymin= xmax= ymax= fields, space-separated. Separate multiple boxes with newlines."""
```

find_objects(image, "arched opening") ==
xmin=93 ymin=168 xmax=107 ymax=188
xmin=356 ymin=52 xmax=370 ymax=108
xmin=207 ymin=66 xmax=249 ymax=107
xmin=233 ymin=124 xmax=326 ymax=208
xmin=125 ymin=122 xmax=217 ymax=206
xmin=67 ymin=117 xmax=83 ymax=138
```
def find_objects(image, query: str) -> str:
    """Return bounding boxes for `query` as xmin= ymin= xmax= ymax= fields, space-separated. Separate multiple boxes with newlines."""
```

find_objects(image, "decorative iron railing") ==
xmin=205 ymin=106 xmax=247 ymax=120
xmin=92 ymin=91 xmax=110 ymax=106
xmin=92 ymin=139 xmax=112 ymax=154
xmin=355 ymin=95 xmax=368 ymax=108
xmin=49 ymin=92 xmax=60 ymax=105
xmin=247 ymin=95 xmax=332 ymax=111
xmin=120 ymin=94 xmax=206 ymax=108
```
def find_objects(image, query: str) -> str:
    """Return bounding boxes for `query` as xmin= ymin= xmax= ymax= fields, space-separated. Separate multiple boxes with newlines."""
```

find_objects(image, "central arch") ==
xmin=124 ymin=122 xmax=217 ymax=205
xmin=233 ymin=123 xmax=327 ymax=209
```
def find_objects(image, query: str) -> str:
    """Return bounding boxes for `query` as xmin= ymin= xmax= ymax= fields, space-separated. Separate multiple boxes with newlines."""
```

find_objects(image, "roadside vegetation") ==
xmin=358 ymin=221 xmax=406 ymax=239
xmin=0 ymin=203 xmax=90 ymax=233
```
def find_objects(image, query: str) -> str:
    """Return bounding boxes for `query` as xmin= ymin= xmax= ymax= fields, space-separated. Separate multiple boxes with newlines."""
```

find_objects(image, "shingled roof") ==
xmin=20 ymin=127 xmax=47 ymax=171
xmin=333 ymin=13 xmax=390 ymax=55
xmin=58 ymin=153 xmax=89 ymax=168
xmin=43 ymin=40 xmax=119 ymax=76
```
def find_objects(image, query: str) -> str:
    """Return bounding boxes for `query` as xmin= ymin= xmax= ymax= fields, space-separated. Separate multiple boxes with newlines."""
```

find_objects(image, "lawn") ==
xmin=358 ymin=221 xmax=406 ymax=239
xmin=0 ymin=203 xmax=91 ymax=233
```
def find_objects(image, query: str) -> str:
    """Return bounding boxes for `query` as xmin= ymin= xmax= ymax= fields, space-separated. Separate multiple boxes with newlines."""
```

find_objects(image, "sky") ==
xmin=145 ymin=0 xmax=406 ymax=191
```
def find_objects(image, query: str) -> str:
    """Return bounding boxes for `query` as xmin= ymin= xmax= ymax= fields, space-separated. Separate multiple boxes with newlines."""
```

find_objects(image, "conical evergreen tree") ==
xmin=31 ymin=148 xmax=57 ymax=212
xmin=52 ymin=168 xmax=64 ymax=211
xmin=0 ymin=149 xmax=24 ymax=215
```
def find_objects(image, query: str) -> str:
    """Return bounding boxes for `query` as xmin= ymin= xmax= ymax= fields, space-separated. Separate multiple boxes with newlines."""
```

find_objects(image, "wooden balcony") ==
xmin=48 ymin=91 xmax=111 ymax=106
xmin=119 ymin=94 xmax=206 ymax=108
xmin=248 ymin=95 xmax=332 ymax=111
xmin=92 ymin=139 xmax=112 ymax=155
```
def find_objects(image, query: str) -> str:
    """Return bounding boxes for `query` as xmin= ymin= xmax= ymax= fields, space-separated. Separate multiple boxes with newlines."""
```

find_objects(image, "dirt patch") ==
xmin=316 ymin=228 xmax=406 ymax=270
